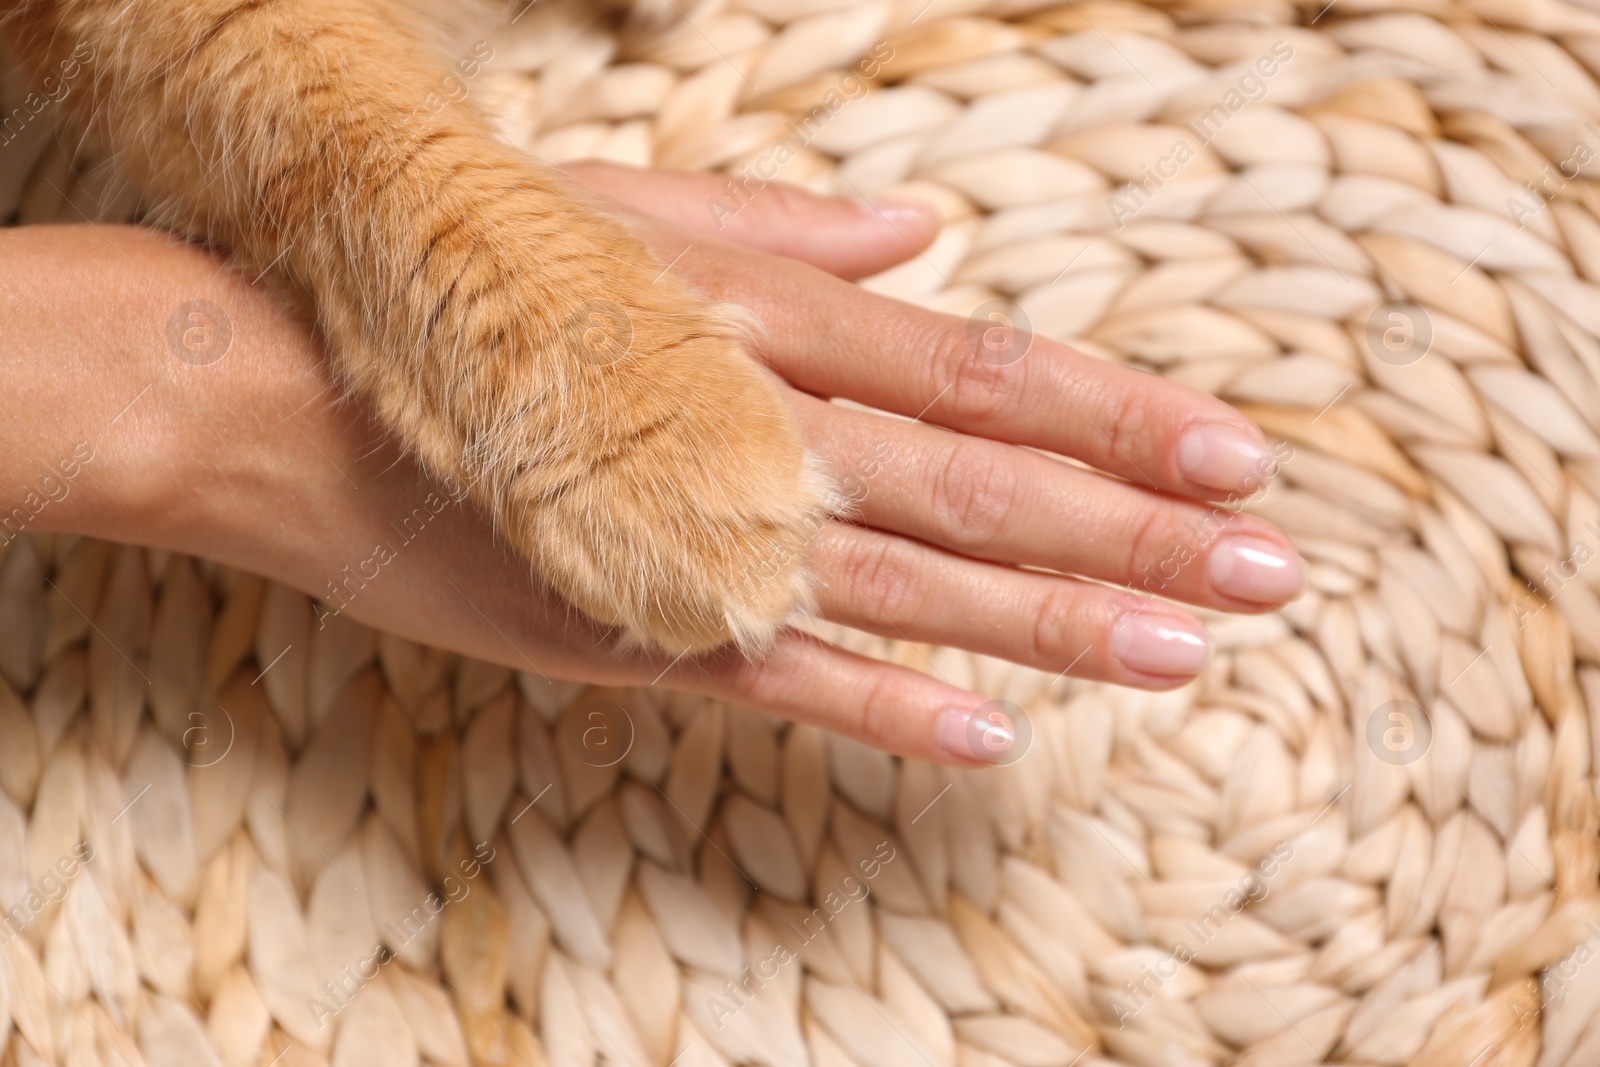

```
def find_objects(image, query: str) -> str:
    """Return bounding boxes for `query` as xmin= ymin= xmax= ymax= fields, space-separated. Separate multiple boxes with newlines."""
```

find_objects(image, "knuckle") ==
xmin=932 ymin=322 xmax=1025 ymax=426
xmin=1098 ymin=380 xmax=1155 ymax=478
xmin=1029 ymin=585 xmax=1081 ymax=667
xmin=851 ymin=671 xmax=904 ymax=751
xmin=930 ymin=440 xmax=1017 ymax=550
xmin=1123 ymin=507 xmax=1176 ymax=595
xmin=760 ymin=181 xmax=819 ymax=223
xmin=726 ymin=655 xmax=782 ymax=712
xmin=842 ymin=537 xmax=921 ymax=621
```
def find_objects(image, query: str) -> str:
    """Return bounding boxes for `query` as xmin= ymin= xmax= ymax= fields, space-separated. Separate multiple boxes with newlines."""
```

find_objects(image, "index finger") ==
xmin=675 ymin=243 xmax=1278 ymax=502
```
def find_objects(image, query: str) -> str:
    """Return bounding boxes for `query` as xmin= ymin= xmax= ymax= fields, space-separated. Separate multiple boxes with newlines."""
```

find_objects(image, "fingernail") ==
xmin=1208 ymin=536 xmax=1305 ymax=602
xmin=1177 ymin=424 xmax=1273 ymax=495
xmin=862 ymin=197 xmax=936 ymax=226
xmin=1110 ymin=612 xmax=1213 ymax=676
xmin=936 ymin=706 xmax=1014 ymax=764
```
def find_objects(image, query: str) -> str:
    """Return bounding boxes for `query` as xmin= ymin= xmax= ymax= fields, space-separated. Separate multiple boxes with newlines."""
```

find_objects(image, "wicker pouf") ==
xmin=3 ymin=0 xmax=1600 ymax=1064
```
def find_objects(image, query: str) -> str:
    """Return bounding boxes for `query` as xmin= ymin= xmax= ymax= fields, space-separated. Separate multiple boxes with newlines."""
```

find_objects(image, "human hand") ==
xmin=563 ymin=163 xmax=1303 ymax=725
xmin=6 ymin=165 xmax=1300 ymax=767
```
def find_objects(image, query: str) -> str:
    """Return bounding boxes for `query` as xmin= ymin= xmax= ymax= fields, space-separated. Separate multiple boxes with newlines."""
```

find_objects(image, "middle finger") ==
xmin=674 ymin=241 xmax=1278 ymax=502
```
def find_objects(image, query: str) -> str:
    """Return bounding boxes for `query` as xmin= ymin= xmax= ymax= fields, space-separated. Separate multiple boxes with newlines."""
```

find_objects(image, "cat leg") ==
xmin=0 ymin=0 xmax=832 ymax=653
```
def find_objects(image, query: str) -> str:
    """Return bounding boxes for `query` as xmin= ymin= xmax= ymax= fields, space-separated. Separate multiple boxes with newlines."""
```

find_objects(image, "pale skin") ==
xmin=0 ymin=162 xmax=1303 ymax=767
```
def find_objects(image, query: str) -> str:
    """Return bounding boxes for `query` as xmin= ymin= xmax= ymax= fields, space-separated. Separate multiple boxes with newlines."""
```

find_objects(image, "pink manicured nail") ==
xmin=1209 ymin=536 xmax=1305 ymax=602
xmin=936 ymin=706 xmax=1014 ymax=764
xmin=1110 ymin=612 xmax=1213 ymax=676
xmin=1177 ymin=424 xmax=1274 ymax=495
xmin=863 ymin=197 xmax=936 ymax=226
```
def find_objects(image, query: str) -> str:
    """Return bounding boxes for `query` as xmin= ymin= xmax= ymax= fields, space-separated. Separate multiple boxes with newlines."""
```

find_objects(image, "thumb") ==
xmin=560 ymin=160 xmax=940 ymax=281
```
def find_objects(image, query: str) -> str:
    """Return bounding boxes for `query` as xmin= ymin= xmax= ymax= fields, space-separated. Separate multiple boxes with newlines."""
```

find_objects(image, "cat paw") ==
xmin=323 ymin=148 xmax=834 ymax=655
xmin=493 ymin=298 xmax=836 ymax=655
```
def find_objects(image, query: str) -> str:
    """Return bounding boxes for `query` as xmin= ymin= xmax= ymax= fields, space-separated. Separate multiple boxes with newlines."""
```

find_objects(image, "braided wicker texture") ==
xmin=5 ymin=0 xmax=1600 ymax=1064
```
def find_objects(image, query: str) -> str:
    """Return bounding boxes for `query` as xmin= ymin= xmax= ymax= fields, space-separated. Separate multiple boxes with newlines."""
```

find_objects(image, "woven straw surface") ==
xmin=4 ymin=0 xmax=1600 ymax=1064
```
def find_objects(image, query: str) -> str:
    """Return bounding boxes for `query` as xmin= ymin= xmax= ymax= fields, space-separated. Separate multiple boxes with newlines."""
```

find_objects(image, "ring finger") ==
xmin=809 ymin=522 xmax=1215 ymax=687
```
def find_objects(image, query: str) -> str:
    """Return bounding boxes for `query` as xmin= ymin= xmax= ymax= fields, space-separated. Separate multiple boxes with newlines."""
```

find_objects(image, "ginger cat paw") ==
xmin=493 ymin=302 xmax=837 ymax=656
xmin=339 ymin=159 xmax=835 ymax=656
xmin=0 ymin=0 xmax=834 ymax=654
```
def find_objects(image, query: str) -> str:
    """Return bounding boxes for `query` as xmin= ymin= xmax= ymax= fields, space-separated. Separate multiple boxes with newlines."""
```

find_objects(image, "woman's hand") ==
xmin=1 ymin=166 xmax=1300 ymax=766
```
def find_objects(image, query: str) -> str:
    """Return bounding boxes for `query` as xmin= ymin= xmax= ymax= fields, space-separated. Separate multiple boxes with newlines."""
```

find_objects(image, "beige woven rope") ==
xmin=3 ymin=0 xmax=1600 ymax=1064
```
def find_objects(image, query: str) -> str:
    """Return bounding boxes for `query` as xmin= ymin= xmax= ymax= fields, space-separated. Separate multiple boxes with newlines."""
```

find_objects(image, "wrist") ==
xmin=0 ymin=226 xmax=179 ymax=545
xmin=0 ymin=225 xmax=329 ymax=564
